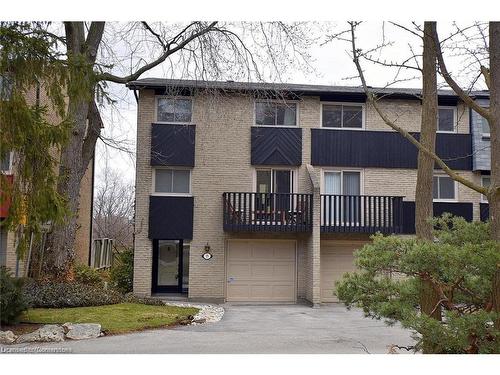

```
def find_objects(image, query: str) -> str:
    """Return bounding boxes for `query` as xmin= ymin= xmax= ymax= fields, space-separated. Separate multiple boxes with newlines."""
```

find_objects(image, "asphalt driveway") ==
xmin=4 ymin=304 xmax=415 ymax=354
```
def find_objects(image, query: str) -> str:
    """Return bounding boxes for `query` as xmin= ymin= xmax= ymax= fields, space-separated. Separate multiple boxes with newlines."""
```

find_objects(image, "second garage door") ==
xmin=226 ymin=240 xmax=296 ymax=302
xmin=321 ymin=242 xmax=365 ymax=302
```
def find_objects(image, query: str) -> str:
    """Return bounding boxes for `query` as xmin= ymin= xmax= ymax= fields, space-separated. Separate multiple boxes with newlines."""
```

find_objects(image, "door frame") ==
xmin=152 ymin=239 xmax=188 ymax=294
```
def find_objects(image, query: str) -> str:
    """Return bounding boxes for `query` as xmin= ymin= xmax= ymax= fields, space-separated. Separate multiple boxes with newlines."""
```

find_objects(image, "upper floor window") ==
xmin=157 ymin=97 xmax=192 ymax=123
xmin=0 ymin=75 xmax=13 ymax=101
xmin=323 ymin=170 xmax=361 ymax=195
xmin=482 ymin=176 xmax=490 ymax=202
xmin=433 ymin=175 xmax=456 ymax=201
xmin=0 ymin=152 xmax=12 ymax=173
xmin=255 ymin=101 xmax=297 ymax=126
xmin=478 ymin=107 xmax=490 ymax=137
xmin=153 ymin=168 xmax=191 ymax=194
xmin=438 ymin=107 xmax=456 ymax=132
xmin=322 ymin=103 xmax=364 ymax=129
xmin=255 ymin=168 xmax=295 ymax=194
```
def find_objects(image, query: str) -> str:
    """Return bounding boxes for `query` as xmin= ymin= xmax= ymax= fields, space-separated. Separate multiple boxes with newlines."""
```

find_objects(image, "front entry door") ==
xmin=152 ymin=240 xmax=189 ymax=293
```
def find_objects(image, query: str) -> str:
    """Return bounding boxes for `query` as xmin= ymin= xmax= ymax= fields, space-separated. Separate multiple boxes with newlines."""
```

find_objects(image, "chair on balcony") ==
xmin=223 ymin=195 xmax=243 ymax=223
xmin=287 ymin=198 xmax=308 ymax=225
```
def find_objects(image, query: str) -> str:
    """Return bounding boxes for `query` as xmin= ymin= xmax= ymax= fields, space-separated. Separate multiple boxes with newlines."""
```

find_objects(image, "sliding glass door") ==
xmin=255 ymin=169 xmax=294 ymax=221
xmin=324 ymin=171 xmax=361 ymax=225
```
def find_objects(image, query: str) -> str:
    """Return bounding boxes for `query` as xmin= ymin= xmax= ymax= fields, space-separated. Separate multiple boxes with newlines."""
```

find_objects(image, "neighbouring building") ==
xmin=127 ymin=78 xmax=491 ymax=305
xmin=0 ymin=85 xmax=94 ymax=275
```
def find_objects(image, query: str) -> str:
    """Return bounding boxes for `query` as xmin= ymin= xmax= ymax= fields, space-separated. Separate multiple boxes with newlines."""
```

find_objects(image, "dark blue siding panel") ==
xmin=311 ymin=129 xmax=472 ymax=170
xmin=151 ymin=124 xmax=195 ymax=167
xmin=480 ymin=203 xmax=489 ymax=222
xmin=251 ymin=127 xmax=302 ymax=166
xmin=149 ymin=196 xmax=194 ymax=239
xmin=401 ymin=201 xmax=474 ymax=234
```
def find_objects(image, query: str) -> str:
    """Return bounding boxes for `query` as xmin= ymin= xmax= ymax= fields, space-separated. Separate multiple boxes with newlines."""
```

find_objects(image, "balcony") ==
xmin=0 ymin=174 xmax=13 ymax=218
xmin=223 ymin=192 xmax=313 ymax=232
xmin=321 ymin=194 xmax=404 ymax=234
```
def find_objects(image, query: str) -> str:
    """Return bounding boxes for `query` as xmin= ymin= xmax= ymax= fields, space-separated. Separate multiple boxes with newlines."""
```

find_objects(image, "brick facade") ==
xmin=133 ymin=84 xmax=486 ymax=303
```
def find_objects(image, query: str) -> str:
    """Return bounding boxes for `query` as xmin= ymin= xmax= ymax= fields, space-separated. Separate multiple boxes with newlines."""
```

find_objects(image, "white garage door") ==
xmin=226 ymin=240 xmax=296 ymax=302
xmin=321 ymin=242 xmax=365 ymax=302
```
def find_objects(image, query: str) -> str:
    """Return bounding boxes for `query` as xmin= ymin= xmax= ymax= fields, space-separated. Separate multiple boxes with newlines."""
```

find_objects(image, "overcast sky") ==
xmin=95 ymin=21 xmax=487 ymax=187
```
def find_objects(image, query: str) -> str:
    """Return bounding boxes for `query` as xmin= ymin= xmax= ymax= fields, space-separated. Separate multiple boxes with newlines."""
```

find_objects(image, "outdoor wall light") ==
xmin=202 ymin=243 xmax=213 ymax=260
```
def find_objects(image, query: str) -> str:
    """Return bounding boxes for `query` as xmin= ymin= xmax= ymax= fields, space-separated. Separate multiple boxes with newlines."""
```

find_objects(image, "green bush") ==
xmin=336 ymin=215 xmax=500 ymax=354
xmin=74 ymin=264 xmax=103 ymax=285
xmin=23 ymin=279 xmax=123 ymax=308
xmin=110 ymin=249 xmax=133 ymax=294
xmin=0 ymin=266 xmax=28 ymax=324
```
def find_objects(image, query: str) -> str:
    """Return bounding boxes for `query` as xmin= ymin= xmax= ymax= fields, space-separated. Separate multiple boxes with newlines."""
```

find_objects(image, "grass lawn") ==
xmin=20 ymin=303 xmax=199 ymax=334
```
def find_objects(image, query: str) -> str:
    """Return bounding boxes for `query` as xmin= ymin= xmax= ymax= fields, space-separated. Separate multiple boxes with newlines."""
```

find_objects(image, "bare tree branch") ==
xmin=348 ymin=22 xmax=486 ymax=195
xmin=99 ymin=21 xmax=218 ymax=83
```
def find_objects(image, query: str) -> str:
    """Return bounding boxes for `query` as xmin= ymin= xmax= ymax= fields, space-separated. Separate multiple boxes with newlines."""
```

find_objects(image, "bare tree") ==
xmin=93 ymin=162 xmax=134 ymax=249
xmin=20 ymin=21 xmax=316 ymax=278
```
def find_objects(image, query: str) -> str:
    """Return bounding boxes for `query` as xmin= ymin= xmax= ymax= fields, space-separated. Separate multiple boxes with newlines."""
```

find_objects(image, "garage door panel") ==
xmin=321 ymin=243 xmax=363 ymax=303
xmin=227 ymin=240 xmax=296 ymax=302
xmin=227 ymin=263 xmax=251 ymax=278
xmin=227 ymin=242 xmax=252 ymax=260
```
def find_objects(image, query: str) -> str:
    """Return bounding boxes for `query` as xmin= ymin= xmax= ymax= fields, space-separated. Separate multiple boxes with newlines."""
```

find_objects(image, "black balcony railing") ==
xmin=223 ymin=192 xmax=313 ymax=232
xmin=321 ymin=194 xmax=404 ymax=234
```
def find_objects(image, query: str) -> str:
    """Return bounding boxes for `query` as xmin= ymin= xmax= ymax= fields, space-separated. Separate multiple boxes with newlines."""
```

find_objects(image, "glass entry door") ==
xmin=152 ymin=240 xmax=189 ymax=293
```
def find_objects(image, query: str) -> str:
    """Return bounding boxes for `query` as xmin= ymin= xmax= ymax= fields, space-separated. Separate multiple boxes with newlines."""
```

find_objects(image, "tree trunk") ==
xmin=416 ymin=22 xmax=439 ymax=241
xmin=417 ymin=22 xmax=442 ymax=353
xmin=488 ymin=21 xmax=500 ymax=330
xmin=42 ymin=22 xmax=97 ymax=279
xmin=489 ymin=22 xmax=500 ymax=241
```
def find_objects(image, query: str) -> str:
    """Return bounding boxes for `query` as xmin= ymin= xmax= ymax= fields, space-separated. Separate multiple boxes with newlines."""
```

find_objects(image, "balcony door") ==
xmin=152 ymin=239 xmax=190 ymax=294
xmin=324 ymin=171 xmax=361 ymax=225
xmin=255 ymin=169 xmax=294 ymax=221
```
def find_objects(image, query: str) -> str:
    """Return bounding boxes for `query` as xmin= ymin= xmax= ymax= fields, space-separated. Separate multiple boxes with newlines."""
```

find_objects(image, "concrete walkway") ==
xmin=4 ymin=304 xmax=415 ymax=354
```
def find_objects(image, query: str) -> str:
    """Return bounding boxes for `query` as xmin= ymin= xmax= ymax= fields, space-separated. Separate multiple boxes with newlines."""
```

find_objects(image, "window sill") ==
xmin=151 ymin=193 xmax=193 ymax=197
xmin=253 ymin=124 xmax=299 ymax=128
xmin=320 ymin=126 xmax=365 ymax=131
xmin=433 ymin=199 xmax=458 ymax=203
xmin=154 ymin=122 xmax=194 ymax=126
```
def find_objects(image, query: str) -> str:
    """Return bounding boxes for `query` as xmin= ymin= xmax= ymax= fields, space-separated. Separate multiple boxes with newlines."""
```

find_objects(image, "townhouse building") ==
xmin=128 ymin=79 xmax=491 ymax=306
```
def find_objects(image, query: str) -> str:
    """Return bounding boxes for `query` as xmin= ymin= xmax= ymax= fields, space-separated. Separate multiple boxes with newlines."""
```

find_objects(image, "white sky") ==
xmin=94 ymin=21 xmax=488 ymax=187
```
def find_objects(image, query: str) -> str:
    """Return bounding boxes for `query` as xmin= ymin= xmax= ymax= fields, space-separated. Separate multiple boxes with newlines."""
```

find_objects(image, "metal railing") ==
xmin=223 ymin=192 xmax=313 ymax=232
xmin=321 ymin=194 xmax=404 ymax=233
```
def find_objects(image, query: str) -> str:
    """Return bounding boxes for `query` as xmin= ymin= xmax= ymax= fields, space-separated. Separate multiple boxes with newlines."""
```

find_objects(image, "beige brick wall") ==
xmin=133 ymin=88 xmax=482 ymax=300
xmin=133 ymin=89 xmax=154 ymax=296
xmin=365 ymin=100 xmax=469 ymax=133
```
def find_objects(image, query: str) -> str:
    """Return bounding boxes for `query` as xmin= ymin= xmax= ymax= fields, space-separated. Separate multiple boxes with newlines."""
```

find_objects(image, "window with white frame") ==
xmin=482 ymin=176 xmax=490 ymax=202
xmin=479 ymin=108 xmax=490 ymax=137
xmin=255 ymin=101 xmax=297 ymax=126
xmin=433 ymin=175 xmax=456 ymax=201
xmin=438 ymin=107 xmax=456 ymax=132
xmin=154 ymin=169 xmax=191 ymax=194
xmin=0 ymin=75 xmax=13 ymax=101
xmin=157 ymin=97 xmax=192 ymax=123
xmin=323 ymin=170 xmax=361 ymax=195
xmin=322 ymin=103 xmax=364 ymax=129
xmin=0 ymin=152 xmax=12 ymax=173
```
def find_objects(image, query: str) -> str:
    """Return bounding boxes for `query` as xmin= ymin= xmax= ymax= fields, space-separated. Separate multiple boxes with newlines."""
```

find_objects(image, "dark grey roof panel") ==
xmin=126 ymin=78 xmax=490 ymax=99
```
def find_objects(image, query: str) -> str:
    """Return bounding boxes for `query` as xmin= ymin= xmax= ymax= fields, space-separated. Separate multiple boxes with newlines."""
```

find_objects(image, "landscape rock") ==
xmin=63 ymin=323 xmax=102 ymax=340
xmin=163 ymin=301 xmax=225 ymax=325
xmin=0 ymin=330 xmax=17 ymax=344
xmin=16 ymin=325 xmax=65 ymax=343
